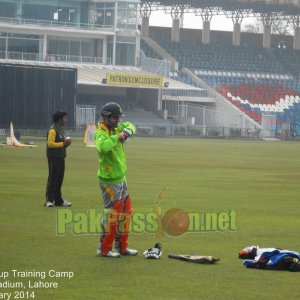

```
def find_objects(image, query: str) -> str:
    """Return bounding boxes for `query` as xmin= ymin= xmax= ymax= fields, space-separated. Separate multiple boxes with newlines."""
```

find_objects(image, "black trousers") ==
xmin=46 ymin=157 xmax=65 ymax=205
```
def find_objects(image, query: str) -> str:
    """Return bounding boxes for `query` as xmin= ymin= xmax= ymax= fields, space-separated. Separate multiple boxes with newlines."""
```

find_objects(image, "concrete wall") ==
xmin=137 ymin=88 xmax=160 ymax=111
xmin=77 ymin=85 xmax=126 ymax=96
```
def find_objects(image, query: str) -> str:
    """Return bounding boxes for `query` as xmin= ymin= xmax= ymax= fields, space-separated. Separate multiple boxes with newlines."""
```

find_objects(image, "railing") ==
xmin=0 ymin=51 xmax=110 ymax=65
xmin=134 ymin=124 xmax=262 ymax=138
xmin=162 ymin=88 xmax=208 ymax=97
xmin=0 ymin=51 xmax=42 ymax=61
xmin=47 ymin=54 xmax=111 ymax=65
xmin=139 ymin=50 xmax=172 ymax=77
xmin=0 ymin=125 xmax=265 ymax=139
xmin=0 ymin=17 xmax=113 ymax=32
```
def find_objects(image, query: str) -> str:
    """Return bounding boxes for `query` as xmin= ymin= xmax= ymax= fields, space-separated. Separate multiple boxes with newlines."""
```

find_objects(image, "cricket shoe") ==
xmin=103 ymin=251 xmax=121 ymax=258
xmin=45 ymin=201 xmax=54 ymax=208
xmin=96 ymin=244 xmax=120 ymax=258
xmin=56 ymin=199 xmax=72 ymax=207
xmin=97 ymin=251 xmax=120 ymax=258
xmin=62 ymin=199 xmax=72 ymax=207
xmin=113 ymin=242 xmax=138 ymax=256
xmin=120 ymin=248 xmax=138 ymax=256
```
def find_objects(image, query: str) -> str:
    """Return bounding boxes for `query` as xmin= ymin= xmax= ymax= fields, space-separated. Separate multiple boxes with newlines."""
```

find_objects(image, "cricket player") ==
xmin=95 ymin=102 xmax=137 ymax=258
xmin=45 ymin=111 xmax=72 ymax=207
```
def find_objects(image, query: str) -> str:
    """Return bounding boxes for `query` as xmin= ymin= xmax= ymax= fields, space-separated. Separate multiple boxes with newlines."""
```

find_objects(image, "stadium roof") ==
xmin=142 ymin=0 xmax=300 ymax=16
xmin=0 ymin=60 xmax=202 ymax=90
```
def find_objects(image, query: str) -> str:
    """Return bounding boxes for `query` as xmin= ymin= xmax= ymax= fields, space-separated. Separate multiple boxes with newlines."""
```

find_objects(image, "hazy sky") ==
xmin=149 ymin=10 xmax=257 ymax=32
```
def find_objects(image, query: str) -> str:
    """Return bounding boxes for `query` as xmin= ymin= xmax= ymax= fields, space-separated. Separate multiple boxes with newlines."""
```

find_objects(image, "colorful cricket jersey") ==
xmin=47 ymin=123 xmax=66 ymax=158
xmin=95 ymin=121 xmax=136 ymax=184
xmin=240 ymin=246 xmax=300 ymax=271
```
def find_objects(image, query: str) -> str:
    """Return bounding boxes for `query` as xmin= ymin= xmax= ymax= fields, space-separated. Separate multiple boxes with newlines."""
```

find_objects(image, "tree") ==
xmin=243 ymin=22 xmax=260 ymax=33
xmin=271 ymin=20 xmax=293 ymax=35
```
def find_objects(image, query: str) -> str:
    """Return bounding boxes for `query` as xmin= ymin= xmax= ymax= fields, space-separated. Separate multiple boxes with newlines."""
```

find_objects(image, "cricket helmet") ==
xmin=100 ymin=102 xmax=124 ymax=128
xmin=239 ymin=246 xmax=259 ymax=259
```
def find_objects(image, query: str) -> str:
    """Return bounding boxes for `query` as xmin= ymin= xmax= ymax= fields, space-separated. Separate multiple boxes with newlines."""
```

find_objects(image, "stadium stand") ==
xmin=273 ymin=48 xmax=300 ymax=79
xmin=149 ymin=30 xmax=286 ymax=73
xmin=217 ymin=84 xmax=300 ymax=125
xmin=77 ymin=94 xmax=173 ymax=128
xmin=122 ymin=108 xmax=173 ymax=125
xmin=140 ymin=26 xmax=300 ymax=134
xmin=140 ymin=40 xmax=162 ymax=60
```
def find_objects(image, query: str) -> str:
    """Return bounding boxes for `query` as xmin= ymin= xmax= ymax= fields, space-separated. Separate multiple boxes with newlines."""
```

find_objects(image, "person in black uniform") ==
xmin=45 ymin=111 xmax=72 ymax=207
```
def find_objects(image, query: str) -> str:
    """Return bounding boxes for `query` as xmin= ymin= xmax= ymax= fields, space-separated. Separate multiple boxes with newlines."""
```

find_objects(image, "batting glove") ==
xmin=143 ymin=243 xmax=162 ymax=259
xmin=122 ymin=128 xmax=133 ymax=141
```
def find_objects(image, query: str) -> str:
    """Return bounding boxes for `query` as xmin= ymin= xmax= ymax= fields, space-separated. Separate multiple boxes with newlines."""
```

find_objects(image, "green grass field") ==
xmin=1 ymin=138 xmax=300 ymax=300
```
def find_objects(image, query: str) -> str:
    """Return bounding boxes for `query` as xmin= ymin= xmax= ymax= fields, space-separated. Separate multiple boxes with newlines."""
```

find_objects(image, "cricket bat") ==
xmin=168 ymin=254 xmax=220 ymax=264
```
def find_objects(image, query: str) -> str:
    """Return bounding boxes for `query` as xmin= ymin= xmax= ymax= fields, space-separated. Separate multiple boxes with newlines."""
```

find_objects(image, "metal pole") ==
xmin=112 ymin=1 xmax=118 ymax=65
xmin=5 ymin=35 xmax=8 ymax=59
